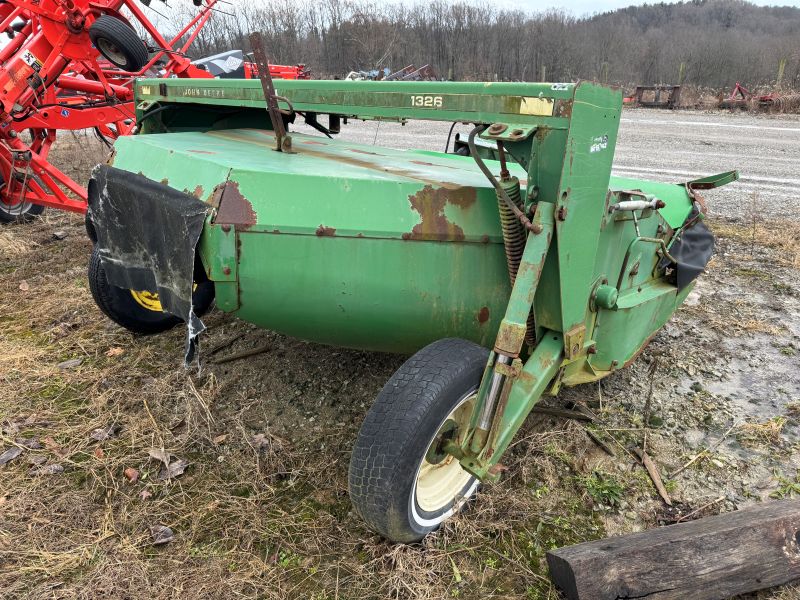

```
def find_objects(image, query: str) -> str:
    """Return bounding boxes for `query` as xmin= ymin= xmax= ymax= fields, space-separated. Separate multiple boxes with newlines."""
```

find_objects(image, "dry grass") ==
xmin=736 ymin=418 xmax=788 ymax=447
xmin=1 ymin=138 xmax=799 ymax=600
xmin=712 ymin=218 xmax=800 ymax=268
xmin=693 ymin=296 xmax=785 ymax=338
xmin=0 ymin=229 xmax=32 ymax=256
xmin=738 ymin=318 xmax=784 ymax=336
xmin=687 ymin=217 xmax=799 ymax=338
xmin=0 ymin=155 xmax=606 ymax=597
xmin=0 ymin=292 xmax=600 ymax=600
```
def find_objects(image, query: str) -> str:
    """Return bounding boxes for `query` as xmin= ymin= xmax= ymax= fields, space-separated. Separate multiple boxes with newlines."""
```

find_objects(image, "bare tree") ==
xmin=151 ymin=0 xmax=800 ymax=89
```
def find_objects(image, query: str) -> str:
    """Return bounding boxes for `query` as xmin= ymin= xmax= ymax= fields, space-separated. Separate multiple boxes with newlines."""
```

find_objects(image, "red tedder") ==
xmin=243 ymin=61 xmax=311 ymax=81
xmin=0 ymin=0 xmax=219 ymax=221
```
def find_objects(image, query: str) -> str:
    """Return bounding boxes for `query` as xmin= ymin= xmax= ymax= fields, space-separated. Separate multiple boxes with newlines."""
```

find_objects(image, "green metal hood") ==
xmin=111 ymin=128 xmax=510 ymax=244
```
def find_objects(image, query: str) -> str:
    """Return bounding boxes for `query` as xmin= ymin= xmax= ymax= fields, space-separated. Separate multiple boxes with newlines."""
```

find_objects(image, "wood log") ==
xmin=546 ymin=499 xmax=800 ymax=600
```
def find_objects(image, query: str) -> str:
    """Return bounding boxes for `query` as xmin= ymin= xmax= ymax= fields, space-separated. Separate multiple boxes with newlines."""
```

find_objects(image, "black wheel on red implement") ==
xmin=0 ymin=175 xmax=45 ymax=223
xmin=89 ymin=15 xmax=149 ymax=72
xmin=0 ymin=198 xmax=44 ymax=223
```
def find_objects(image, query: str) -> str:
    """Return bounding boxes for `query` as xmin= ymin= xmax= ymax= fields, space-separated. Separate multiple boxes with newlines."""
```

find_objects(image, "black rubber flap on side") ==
xmin=88 ymin=164 xmax=210 ymax=365
xmin=659 ymin=202 xmax=715 ymax=291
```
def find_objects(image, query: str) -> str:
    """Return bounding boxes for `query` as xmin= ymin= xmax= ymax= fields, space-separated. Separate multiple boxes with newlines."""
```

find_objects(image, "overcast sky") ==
xmin=431 ymin=0 xmax=800 ymax=16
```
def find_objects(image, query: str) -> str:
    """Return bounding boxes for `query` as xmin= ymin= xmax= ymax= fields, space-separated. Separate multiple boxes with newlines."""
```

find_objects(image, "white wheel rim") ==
xmin=1 ymin=197 xmax=32 ymax=216
xmin=411 ymin=390 xmax=478 ymax=526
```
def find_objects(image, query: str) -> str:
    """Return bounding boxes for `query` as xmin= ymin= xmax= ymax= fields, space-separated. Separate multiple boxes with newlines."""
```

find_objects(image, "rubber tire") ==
xmin=0 ymin=201 xmax=44 ymax=223
xmin=88 ymin=246 xmax=214 ymax=335
xmin=349 ymin=338 xmax=489 ymax=543
xmin=89 ymin=15 xmax=148 ymax=71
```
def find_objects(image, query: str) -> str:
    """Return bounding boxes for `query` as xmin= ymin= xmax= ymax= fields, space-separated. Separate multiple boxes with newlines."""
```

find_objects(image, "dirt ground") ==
xmin=1 ymin=112 xmax=799 ymax=600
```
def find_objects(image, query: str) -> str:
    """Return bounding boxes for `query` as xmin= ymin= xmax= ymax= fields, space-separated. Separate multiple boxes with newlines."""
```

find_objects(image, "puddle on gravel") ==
xmin=596 ymin=234 xmax=800 ymax=505
xmin=676 ymin=334 xmax=800 ymax=441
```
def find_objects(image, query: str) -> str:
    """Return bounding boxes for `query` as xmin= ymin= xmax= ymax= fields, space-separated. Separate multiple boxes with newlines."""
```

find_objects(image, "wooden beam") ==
xmin=547 ymin=500 xmax=800 ymax=600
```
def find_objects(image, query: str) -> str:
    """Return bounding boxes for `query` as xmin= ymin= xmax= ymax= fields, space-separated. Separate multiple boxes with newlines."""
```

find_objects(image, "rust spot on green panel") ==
xmin=211 ymin=129 xmax=467 ymax=189
xmin=212 ymin=181 xmax=256 ymax=229
xmin=182 ymin=185 xmax=205 ymax=199
xmin=316 ymin=225 xmax=336 ymax=236
xmin=447 ymin=186 xmax=477 ymax=210
xmin=554 ymin=99 xmax=573 ymax=118
xmin=407 ymin=185 xmax=477 ymax=241
xmin=518 ymin=369 xmax=536 ymax=386
xmin=409 ymin=159 xmax=457 ymax=170
xmin=539 ymin=353 xmax=556 ymax=370
xmin=349 ymin=148 xmax=381 ymax=156
xmin=478 ymin=306 xmax=490 ymax=324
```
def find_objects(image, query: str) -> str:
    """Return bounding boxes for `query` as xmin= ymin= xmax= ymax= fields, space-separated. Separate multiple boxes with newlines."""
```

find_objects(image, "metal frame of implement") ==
xmin=0 ymin=0 xmax=218 ymax=215
xmin=132 ymin=77 xmax=736 ymax=482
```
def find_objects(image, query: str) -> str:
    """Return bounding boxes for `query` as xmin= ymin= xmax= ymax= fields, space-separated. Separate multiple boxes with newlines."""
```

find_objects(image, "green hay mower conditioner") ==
xmin=86 ymin=77 xmax=738 ymax=542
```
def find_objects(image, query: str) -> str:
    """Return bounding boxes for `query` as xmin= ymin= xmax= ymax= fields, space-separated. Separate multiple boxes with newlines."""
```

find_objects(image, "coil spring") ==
xmin=497 ymin=176 xmax=526 ymax=285
xmin=496 ymin=176 xmax=537 ymax=346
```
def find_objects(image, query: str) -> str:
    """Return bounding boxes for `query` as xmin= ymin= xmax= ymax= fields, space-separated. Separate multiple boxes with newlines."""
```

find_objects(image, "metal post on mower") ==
xmin=249 ymin=32 xmax=292 ymax=154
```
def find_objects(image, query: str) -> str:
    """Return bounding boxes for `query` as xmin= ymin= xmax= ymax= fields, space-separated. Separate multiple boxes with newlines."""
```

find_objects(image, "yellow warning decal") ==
xmin=519 ymin=97 xmax=554 ymax=116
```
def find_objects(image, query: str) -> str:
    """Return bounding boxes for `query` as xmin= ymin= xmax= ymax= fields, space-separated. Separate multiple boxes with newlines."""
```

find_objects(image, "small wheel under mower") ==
xmin=88 ymin=245 xmax=214 ymax=335
xmin=349 ymin=338 xmax=488 ymax=542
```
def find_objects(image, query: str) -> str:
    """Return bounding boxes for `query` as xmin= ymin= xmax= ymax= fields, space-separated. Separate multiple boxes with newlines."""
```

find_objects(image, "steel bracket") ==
xmin=494 ymin=358 xmax=523 ymax=379
xmin=480 ymin=123 xmax=537 ymax=143
xmin=564 ymin=324 xmax=586 ymax=360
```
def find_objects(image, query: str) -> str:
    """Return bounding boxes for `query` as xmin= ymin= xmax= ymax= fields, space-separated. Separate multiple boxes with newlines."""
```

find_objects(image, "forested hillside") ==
xmin=169 ymin=0 xmax=800 ymax=88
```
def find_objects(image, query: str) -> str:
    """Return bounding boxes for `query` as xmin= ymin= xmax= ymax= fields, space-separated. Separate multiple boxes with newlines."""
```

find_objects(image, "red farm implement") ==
xmin=243 ymin=61 xmax=310 ymax=81
xmin=192 ymin=49 xmax=311 ymax=81
xmin=0 ymin=0 xmax=220 ymax=221
xmin=718 ymin=82 xmax=800 ymax=112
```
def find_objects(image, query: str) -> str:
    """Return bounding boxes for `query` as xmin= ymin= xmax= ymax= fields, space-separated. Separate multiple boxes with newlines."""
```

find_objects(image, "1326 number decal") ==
xmin=410 ymin=95 xmax=443 ymax=108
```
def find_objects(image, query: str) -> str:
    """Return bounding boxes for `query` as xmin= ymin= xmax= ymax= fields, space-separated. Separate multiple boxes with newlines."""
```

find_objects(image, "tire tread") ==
xmin=89 ymin=15 xmax=148 ymax=71
xmin=349 ymin=338 xmax=488 ymax=542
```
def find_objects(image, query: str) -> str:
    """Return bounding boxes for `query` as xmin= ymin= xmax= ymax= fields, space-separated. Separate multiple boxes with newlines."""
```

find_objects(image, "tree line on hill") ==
xmin=166 ymin=0 xmax=800 ymax=90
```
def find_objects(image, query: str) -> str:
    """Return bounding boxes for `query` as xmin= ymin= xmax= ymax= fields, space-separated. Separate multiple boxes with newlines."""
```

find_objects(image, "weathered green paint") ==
xmin=135 ymin=79 xmax=574 ymax=126
xmin=484 ymin=331 xmax=563 ymax=467
xmin=684 ymin=170 xmax=739 ymax=190
xmin=102 ymin=78 xmax=738 ymax=482
xmin=552 ymin=83 xmax=622 ymax=337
